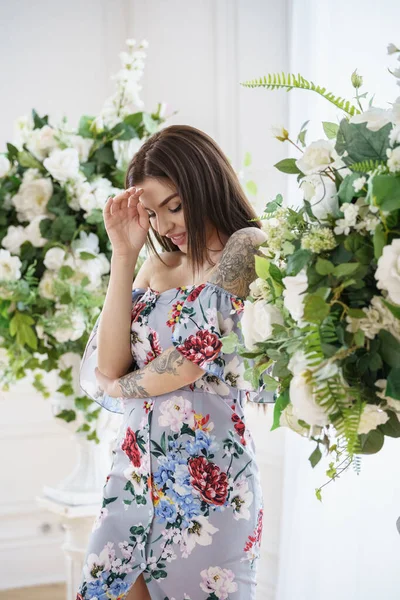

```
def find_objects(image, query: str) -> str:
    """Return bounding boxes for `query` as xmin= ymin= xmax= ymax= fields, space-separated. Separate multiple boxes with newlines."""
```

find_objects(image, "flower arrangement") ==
xmin=235 ymin=43 xmax=400 ymax=498
xmin=0 ymin=39 xmax=169 ymax=441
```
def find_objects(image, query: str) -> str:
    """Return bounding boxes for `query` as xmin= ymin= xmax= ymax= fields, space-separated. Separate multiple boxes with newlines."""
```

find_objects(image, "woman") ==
xmin=77 ymin=125 xmax=269 ymax=600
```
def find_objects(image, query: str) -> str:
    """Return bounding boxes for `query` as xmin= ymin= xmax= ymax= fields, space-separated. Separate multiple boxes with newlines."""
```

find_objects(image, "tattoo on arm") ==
xmin=208 ymin=227 xmax=267 ymax=298
xmin=117 ymin=348 xmax=186 ymax=398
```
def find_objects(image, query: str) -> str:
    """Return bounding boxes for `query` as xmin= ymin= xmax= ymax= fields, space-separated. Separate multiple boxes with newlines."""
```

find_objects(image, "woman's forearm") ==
xmin=97 ymin=252 xmax=139 ymax=379
xmin=116 ymin=347 xmax=204 ymax=398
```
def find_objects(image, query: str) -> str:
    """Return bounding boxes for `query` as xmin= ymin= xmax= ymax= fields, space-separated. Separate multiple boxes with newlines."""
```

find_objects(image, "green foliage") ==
xmin=335 ymin=120 xmax=392 ymax=165
xmin=241 ymin=73 xmax=360 ymax=115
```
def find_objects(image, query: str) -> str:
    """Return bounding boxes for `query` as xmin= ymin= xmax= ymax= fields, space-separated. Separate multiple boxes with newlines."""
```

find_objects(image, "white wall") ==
xmin=276 ymin=2 xmax=400 ymax=599
xmin=0 ymin=1 xmax=289 ymax=596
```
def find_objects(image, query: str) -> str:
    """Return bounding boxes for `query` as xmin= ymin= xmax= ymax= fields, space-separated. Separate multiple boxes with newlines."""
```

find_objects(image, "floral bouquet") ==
xmin=0 ymin=39 xmax=169 ymax=441
xmin=237 ymin=43 xmax=400 ymax=497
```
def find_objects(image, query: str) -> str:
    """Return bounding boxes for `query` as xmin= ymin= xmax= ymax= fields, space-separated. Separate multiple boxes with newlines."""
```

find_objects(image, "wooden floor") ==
xmin=0 ymin=583 xmax=66 ymax=600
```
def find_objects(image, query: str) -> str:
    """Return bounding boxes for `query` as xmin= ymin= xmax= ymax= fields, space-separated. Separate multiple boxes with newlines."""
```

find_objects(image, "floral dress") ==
xmin=77 ymin=281 xmax=272 ymax=600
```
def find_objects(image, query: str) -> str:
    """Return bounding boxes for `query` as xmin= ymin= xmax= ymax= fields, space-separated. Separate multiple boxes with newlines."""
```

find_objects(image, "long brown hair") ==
xmin=125 ymin=124 xmax=267 ymax=413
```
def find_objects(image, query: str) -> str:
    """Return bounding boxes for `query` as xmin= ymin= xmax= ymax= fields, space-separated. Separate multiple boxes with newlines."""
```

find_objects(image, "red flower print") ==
xmin=121 ymin=427 xmax=141 ymax=467
xmin=76 ymin=595 xmax=84 ymax=600
xmin=187 ymin=283 xmax=206 ymax=302
xmin=144 ymin=329 xmax=163 ymax=365
xmin=188 ymin=456 xmax=228 ymax=505
xmin=231 ymin=412 xmax=246 ymax=445
xmin=244 ymin=508 xmax=264 ymax=552
xmin=176 ymin=329 xmax=222 ymax=367
xmin=143 ymin=399 xmax=154 ymax=414
xmin=131 ymin=301 xmax=146 ymax=323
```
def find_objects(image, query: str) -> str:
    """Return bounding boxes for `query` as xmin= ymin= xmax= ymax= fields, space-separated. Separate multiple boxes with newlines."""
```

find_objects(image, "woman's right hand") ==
xmin=103 ymin=187 xmax=151 ymax=256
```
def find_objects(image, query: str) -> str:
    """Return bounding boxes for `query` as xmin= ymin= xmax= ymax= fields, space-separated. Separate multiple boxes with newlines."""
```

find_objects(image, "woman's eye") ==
xmin=148 ymin=204 xmax=182 ymax=218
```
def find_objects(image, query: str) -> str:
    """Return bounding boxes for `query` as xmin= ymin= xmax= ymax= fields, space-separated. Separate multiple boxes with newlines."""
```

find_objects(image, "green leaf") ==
xmin=335 ymin=120 xmax=392 ymax=166
xmin=378 ymin=330 xmax=400 ymax=368
xmin=55 ymin=409 xmax=76 ymax=423
xmin=315 ymin=258 xmax=334 ymax=275
xmin=254 ymin=255 xmax=270 ymax=280
xmin=348 ymin=308 xmax=366 ymax=318
xmin=315 ymin=488 xmax=322 ymax=502
xmin=358 ymin=429 xmax=384 ymax=454
xmin=333 ymin=262 xmax=359 ymax=278
xmin=303 ymin=294 xmax=330 ymax=323
xmin=323 ymin=121 xmax=339 ymax=140
xmin=78 ymin=115 xmax=95 ymax=138
xmin=369 ymin=174 xmax=400 ymax=212
xmin=246 ymin=180 xmax=258 ymax=196
xmin=338 ymin=173 xmax=363 ymax=204
xmin=244 ymin=152 xmax=252 ymax=167
xmin=271 ymin=389 xmax=290 ymax=431
xmin=286 ymin=249 xmax=312 ymax=276
xmin=274 ymin=158 xmax=302 ymax=175
xmin=143 ymin=113 xmax=158 ymax=134
xmin=308 ymin=444 xmax=322 ymax=468
xmin=221 ymin=331 xmax=239 ymax=354
xmin=18 ymin=151 xmax=43 ymax=170
xmin=373 ymin=223 xmax=386 ymax=259
xmin=382 ymin=300 xmax=400 ymax=320
xmin=379 ymin=410 xmax=400 ymax=438
xmin=386 ymin=368 xmax=400 ymax=400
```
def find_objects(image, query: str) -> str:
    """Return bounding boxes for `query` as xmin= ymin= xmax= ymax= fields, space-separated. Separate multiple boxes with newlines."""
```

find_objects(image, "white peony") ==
xmin=158 ymin=395 xmax=195 ymax=432
xmin=300 ymin=174 xmax=338 ymax=220
xmin=282 ymin=269 xmax=308 ymax=325
xmin=375 ymin=239 xmax=400 ymax=304
xmin=12 ymin=175 xmax=53 ymax=222
xmin=25 ymin=216 xmax=48 ymax=247
xmin=350 ymin=107 xmax=392 ymax=132
xmin=0 ymin=249 xmax=22 ymax=281
xmin=200 ymin=566 xmax=238 ymax=599
xmin=241 ymin=299 xmax=283 ymax=351
xmin=0 ymin=155 xmax=11 ymax=178
xmin=112 ymin=138 xmax=144 ymax=171
xmin=43 ymin=148 xmax=80 ymax=183
xmin=44 ymin=247 xmax=66 ymax=271
xmin=358 ymin=404 xmax=389 ymax=434
xmin=52 ymin=308 xmax=86 ymax=343
xmin=387 ymin=146 xmax=400 ymax=173
xmin=296 ymin=140 xmax=334 ymax=175
xmin=1 ymin=225 xmax=27 ymax=255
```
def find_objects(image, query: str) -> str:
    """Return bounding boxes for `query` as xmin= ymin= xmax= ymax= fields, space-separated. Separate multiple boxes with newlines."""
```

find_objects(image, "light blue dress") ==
xmin=77 ymin=282 xmax=272 ymax=600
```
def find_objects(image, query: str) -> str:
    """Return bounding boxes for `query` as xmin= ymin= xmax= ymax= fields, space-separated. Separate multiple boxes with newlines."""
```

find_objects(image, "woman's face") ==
xmin=138 ymin=177 xmax=188 ymax=250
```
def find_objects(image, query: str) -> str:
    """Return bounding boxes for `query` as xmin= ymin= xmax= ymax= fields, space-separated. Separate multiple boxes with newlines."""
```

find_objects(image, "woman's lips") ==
xmin=171 ymin=232 xmax=186 ymax=245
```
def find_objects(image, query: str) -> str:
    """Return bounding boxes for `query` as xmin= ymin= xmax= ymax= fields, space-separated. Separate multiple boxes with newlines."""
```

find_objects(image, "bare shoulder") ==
xmin=208 ymin=227 xmax=267 ymax=298
xmin=133 ymin=251 xmax=183 ymax=288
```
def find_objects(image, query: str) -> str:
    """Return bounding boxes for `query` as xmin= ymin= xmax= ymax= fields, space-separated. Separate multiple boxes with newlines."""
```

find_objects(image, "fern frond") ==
xmin=349 ymin=159 xmax=387 ymax=173
xmin=241 ymin=72 xmax=360 ymax=116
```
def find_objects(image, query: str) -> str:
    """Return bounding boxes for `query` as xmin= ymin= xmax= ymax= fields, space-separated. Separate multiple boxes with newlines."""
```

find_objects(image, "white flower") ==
xmin=230 ymin=476 xmax=254 ymax=520
xmin=282 ymin=269 xmax=308 ymax=325
xmin=71 ymin=231 xmax=100 ymax=256
xmin=83 ymin=547 xmax=111 ymax=582
xmin=387 ymin=43 xmax=399 ymax=55
xmin=0 ymin=249 xmax=22 ymax=281
xmin=112 ymin=138 xmax=144 ymax=170
xmin=350 ymin=107 xmax=392 ymax=132
xmin=346 ymin=296 xmax=400 ymax=341
xmin=200 ymin=566 xmax=238 ymax=599
xmin=296 ymin=140 xmax=334 ymax=175
xmin=289 ymin=371 xmax=330 ymax=427
xmin=43 ymin=148 xmax=80 ymax=182
xmin=300 ymin=174 xmax=338 ymax=220
xmin=334 ymin=202 xmax=359 ymax=235
xmin=26 ymin=125 xmax=58 ymax=160
xmin=67 ymin=134 xmax=93 ymax=163
xmin=158 ymin=395 xmax=195 ymax=432
xmin=0 ymin=155 xmax=11 ymax=178
xmin=358 ymin=404 xmax=389 ymax=434
xmin=92 ymin=507 xmax=108 ymax=531
xmin=288 ymin=350 xmax=308 ymax=375
xmin=389 ymin=124 xmax=400 ymax=147
xmin=123 ymin=465 xmax=145 ymax=495
xmin=25 ymin=216 xmax=48 ymax=247
xmin=12 ymin=114 xmax=34 ymax=149
xmin=386 ymin=146 xmax=400 ymax=173
xmin=270 ymin=125 xmax=289 ymax=141
xmin=280 ymin=403 xmax=311 ymax=436
xmin=52 ymin=308 xmax=86 ymax=343
xmin=375 ymin=239 xmax=400 ymax=304
xmin=241 ymin=299 xmax=283 ymax=351
xmin=44 ymin=247 xmax=66 ymax=270
xmin=353 ymin=176 xmax=367 ymax=193
xmin=1 ymin=225 xmax=27 ymax=255
xmin=12 ymin=175 xmax=53 ymax=222
xmin=180 ymin=515 xmax=219 ymax=557
xmin=39 ymin=271 xmax=57 ymax=300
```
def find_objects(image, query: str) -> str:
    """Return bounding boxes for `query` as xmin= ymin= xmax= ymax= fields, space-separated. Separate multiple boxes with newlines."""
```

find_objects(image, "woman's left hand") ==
xmin=95 ymin=368 xmax=121 ymax=398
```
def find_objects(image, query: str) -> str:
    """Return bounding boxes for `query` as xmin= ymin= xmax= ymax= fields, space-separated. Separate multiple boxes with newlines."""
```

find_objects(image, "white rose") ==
xmin=91 ymin=176 xmax=120 ymax=209
xmin=296 ymin=140 xmax=334 ymax=175
xmin=112 ymin=138 xmax=144 ymax=170
xmin=289 ymin=371 xmax=330 ymax=427
xmin=71 ymin=231 xmax=100 ymax=256
xmin=0 ymin=249 xmax=22 ymax=281
xmin=387 ymin=146 xmax=400 ymax=173
xmin=25 ymin=216 xmax=47 ymax=247
xmin=43 ymin=148 xmax=80 ymax=183
xmin=68 ymin=135 xmax=94 ymax=163
xmin=375 ymin=239 xmax=400 ymax=304
xmin=27 ymin=125 xmax=58 ymax=160
xmin=12 ymin=177 xmax=53 ymax=222
xmin=44 ymin=247 xmax=66 ymax=270
xmin=39 ymin=270 xmax=57 ymax=300
xmin=282 ymin=269 xmax=308 ymax=324
xmin=358 ymin=404 xmax=389 ymax=434
xmin=350 ymin=108 xmax=392 ymax=132
xmin=0 ymin=155 xmax=11 ymax=178
xmin=52 ymin=308 xmax=86 ymax=343
xmin=300 ymin=175 xmax=338 ymax=220
xmin=1 ymin=225 xmax=27 ymax=255
xmin=241 ymin=299 xmax=283 ymax=351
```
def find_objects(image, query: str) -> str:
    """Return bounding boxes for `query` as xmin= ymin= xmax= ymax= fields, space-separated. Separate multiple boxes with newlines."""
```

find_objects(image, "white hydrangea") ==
xmin=386 ymin=146 xmax=400 ymax=173
xmin=296 ymin=140 xmax=334 ymax=175
xmin=0 ymin=155 xmax=11 ymax=178
xmin=0 ymin=249 xmax=22 ymax=281
xmin=333 ymin=203 xmax=359 ymax=235
xmin=358 ymin=404 xmax=389 ymax=434
xmin=375 ymin=239 xmax=400 ymax=304
xmin=261 ymin=208 xmax=296 ymax=256
xmin=301 ymin=227 xmax=337 ymax=253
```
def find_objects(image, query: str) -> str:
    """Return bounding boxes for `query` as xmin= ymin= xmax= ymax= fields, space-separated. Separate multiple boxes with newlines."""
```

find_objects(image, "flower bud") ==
xmin=351 ymin=69 xmax=363 ymax=89
xmin=271 ymin=126 xmax=289 ymax=142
